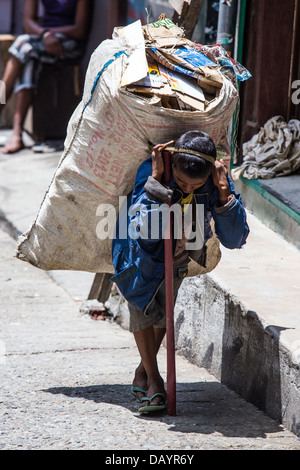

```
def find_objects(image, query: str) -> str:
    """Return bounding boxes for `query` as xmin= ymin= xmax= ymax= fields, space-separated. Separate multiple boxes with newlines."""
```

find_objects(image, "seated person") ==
xmin=0 ymin=0 xmax=91 ymax=154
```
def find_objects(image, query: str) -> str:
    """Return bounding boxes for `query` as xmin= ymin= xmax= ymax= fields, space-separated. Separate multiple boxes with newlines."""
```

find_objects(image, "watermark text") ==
xmin=291 ymin=80 xmax=300 ymax=105
xmin=0 ymin=80 xmax=6 ymax=104
xmin=96 ymin=197 xmax=205 ymax=251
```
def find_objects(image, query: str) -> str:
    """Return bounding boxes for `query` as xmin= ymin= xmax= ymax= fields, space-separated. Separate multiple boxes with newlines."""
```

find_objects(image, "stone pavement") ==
xmin=0 ymin=132 xmax=300 ymax=451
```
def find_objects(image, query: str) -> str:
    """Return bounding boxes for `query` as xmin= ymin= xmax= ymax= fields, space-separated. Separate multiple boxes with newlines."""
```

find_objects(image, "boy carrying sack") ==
xmin=111 ymin=130 xmax=249 ymax=413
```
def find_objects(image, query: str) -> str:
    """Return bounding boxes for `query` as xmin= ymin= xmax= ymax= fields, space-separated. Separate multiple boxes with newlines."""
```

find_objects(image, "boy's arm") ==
xmin=212 ymin=159 xmax=232 ymax=205
xmin=151 ymin=140 xmax=174 ymax=183
xmin=128 ymin=153 xmax=173 ymax=252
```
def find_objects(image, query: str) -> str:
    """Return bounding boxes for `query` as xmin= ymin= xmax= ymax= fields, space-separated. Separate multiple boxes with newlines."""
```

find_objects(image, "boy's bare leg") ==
xmin=133 ymin=327 xmax=166 ymax=395
xmin=133 ymin=327 xmax=166 ymax=406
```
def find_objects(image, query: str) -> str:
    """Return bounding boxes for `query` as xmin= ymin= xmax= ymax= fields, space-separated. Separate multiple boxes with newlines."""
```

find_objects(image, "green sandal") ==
xmin=138 ymin=393 xmax=167 ymax=413
xmin=131 ymin=386 xmax=148 ymax=403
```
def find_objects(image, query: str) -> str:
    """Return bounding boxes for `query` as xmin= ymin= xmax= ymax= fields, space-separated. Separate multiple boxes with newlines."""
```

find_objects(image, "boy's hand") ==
xmin=151 ymin=140 xmax=174 ymax=182
xmin=212 ymin=159 xmax=231 ymax=204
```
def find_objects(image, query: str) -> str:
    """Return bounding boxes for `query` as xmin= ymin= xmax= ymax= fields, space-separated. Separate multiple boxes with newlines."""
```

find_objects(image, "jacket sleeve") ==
xmin=128 ymin=175 xmax=174 ymax=255
xmin=210 ymin=175 xmax=250 ymax=249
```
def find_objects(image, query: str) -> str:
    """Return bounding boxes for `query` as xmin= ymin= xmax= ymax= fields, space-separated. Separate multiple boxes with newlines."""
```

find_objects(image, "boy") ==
xmin=111 ymin=130 xmax=249 ymax=413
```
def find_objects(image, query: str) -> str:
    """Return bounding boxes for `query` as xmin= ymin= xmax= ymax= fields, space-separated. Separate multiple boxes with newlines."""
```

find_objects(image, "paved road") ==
xmin=1 ymin=228 xmax=300 ymax=451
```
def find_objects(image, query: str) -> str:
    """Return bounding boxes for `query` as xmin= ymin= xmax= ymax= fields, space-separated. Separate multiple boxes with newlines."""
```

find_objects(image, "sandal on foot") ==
xmin=131 ymin=386 xmax=147 ymax=403
xmin=138 ymin=393 xmax=167 ymax=413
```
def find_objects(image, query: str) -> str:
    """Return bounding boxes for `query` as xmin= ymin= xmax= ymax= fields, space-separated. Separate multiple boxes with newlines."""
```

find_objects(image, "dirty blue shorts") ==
xmin=128 ymin=260 xmax=189 ymax=332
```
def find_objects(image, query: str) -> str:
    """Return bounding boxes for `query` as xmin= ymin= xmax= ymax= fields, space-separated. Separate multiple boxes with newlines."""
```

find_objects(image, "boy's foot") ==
xmin=138 ymin=381 xmax=167 ymax=413
xmin=2 ymin=134 xmax=24 ymax=154
xmin=131 ymin=386 xmax=147 ymax=402
xmin=138 ymin=378 xmax=166 ymax=412
xmin=132 ymin=364 xmax=148 ymax=402
xmin=138 ymin=392 xmax=167 ymax=413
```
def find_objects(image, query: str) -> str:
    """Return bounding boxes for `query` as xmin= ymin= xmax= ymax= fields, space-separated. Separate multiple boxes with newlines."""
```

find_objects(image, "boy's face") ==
xmin=172 ymin=165 xmax=209 ymax=194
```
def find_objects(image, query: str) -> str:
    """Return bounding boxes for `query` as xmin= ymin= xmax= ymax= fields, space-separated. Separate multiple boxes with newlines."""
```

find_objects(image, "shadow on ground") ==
xmin=43 ymin=380 xmax=284 ymax=439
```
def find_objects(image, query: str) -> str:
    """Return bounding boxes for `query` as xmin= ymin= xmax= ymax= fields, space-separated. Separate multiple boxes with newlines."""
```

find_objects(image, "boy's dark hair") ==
xmin=172 ymin=130 xmax=216 ymax=179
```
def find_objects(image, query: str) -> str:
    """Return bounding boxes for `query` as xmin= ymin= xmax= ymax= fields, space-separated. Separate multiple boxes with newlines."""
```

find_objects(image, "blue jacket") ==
xmin=111 ymin=158 xmax=249 ymax=312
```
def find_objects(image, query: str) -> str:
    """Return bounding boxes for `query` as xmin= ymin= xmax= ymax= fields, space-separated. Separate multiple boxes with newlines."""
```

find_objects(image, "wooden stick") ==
xmin=162 ymin=150 xmax=176 ymax=416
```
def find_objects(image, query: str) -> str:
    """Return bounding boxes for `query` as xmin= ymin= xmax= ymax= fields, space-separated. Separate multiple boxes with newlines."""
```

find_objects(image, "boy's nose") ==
xmin=182 ymin=184 xmax=193 ymax=193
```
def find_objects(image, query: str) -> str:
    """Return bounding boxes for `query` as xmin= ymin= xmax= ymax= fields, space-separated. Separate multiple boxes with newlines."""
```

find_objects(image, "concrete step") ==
xmin=233 ymin=174 xmax=300 ymax=251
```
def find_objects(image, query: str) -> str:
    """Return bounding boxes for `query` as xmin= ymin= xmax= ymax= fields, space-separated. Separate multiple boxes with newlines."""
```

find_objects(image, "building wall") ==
xmin=238 ymin=0 xmax=298 ymax=157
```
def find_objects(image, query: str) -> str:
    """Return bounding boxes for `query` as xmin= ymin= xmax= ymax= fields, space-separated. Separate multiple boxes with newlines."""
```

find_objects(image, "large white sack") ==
xmin=16 ymin=30 xmax=239 ymax=274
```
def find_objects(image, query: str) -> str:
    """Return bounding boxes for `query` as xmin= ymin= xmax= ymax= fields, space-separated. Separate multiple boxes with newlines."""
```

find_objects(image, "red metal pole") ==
xmin=162 ymin=150 xmax=176 ymax=416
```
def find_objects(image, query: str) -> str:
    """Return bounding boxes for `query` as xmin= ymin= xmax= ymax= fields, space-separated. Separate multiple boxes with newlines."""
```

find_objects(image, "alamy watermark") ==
xmin=96 ymin=196 xmax=205 ymax=251
xmin=291 ymin=80 xmax=300 ymax=105
xmin=0 ymin=80 xmax=6 ymax=104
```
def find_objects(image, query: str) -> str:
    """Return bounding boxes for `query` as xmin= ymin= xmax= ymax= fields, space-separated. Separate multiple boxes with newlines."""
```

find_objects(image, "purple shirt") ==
xmin=41 ymin=0 xmax=79 ymax=27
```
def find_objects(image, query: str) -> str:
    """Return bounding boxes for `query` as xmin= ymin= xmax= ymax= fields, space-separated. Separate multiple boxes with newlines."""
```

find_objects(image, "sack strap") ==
xmin=165 ymin=146 xmax=216 ymax=165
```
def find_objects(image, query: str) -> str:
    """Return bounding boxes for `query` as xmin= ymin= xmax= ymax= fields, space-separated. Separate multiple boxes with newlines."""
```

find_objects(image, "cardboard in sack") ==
xmin=16 ymin=20 xmax=239 ymax=275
